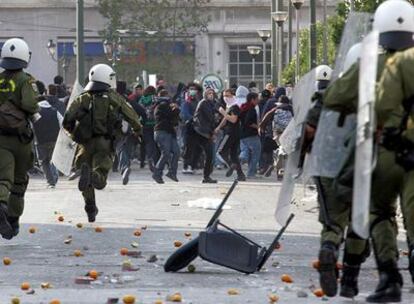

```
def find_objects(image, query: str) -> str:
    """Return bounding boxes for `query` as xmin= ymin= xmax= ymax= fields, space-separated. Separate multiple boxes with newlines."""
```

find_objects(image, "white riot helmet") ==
xmin=315 ymin=65 xmax=332 ymax=81
xmin=342 ymin=42 xmax=362 ymax=74
xmin=315 ymin=65 xmax=332 ymax=91
xmin=0 ymin=38 xmax=31 ymax=70
xmin=373 ymin=0 xmax=414 ymax=51
xmin=85 ymin=64 xmax=116 ymax=92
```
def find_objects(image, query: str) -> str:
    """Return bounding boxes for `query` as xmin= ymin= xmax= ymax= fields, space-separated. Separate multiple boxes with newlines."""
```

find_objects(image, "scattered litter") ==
xmin=131 ymin=242 xmax=139 ymax=248
xmin=122 ymin=294 xmax=136 ymax=304
xmin=297 ymin=290 xmax=308 ymax=298
xmin=227 ymin=288 xmax=239 ymax=295
xmin=174 ymin=241 xmax=183 ymax=248
xmin=171 ymin=203 xmax=180 ymax=207
xmin=166 ymin=293 xmax=182 ymax=302
xmin=147 ymin=255 xmax=158 ymax=263
xmin=187 ymin=198 xmax=231 ymax=210
xmin=106 ymin=298 xmax=119 ymax=304
xmin=269 ymin=294 xmax=279 ymax=302
xmin=281 ymin=274 xmax=294 ymax=283
xmin=187 ymin=264 xmax=196 ymax=273
xmin=41 ymin=282 xmax=52 ymax=289
xmin=75 ymin=277 xmax=95 ymax=285
xmin=122 ymin=260 xmax=139 ymax=272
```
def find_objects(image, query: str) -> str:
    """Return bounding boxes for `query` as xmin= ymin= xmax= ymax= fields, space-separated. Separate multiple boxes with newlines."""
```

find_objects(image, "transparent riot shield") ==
xmin=352 ymin=31 xmax=379 ymax=239
xmin=331 ymin=12 xmax=372 ymax=81
xmin=51 ymin=80 xmax=83 ymax=176
xmin=275 ymin=69 xmax=316 ymax=226
xmin=305 ymin=12 xmax=372 ymax=179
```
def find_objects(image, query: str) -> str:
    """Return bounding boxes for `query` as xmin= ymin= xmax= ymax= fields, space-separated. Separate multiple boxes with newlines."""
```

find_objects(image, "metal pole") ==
xmin=288 ymin=2 xmax=293 ymax=63
xmin=323 ymin=0 xmax=328 ymax=64
xmin=263 ymin=41 xmax=267 ymax=89
xmin=295 ymin=8 xmax=300 ymax=83
xmin=76 ymin=0 xmax=85 ymax=84
xmin=271 ymin=0 xmax=277 ymax=84
xmin=277 ymin=0 xmax=284 ymax=71
xmin=252 ymin=57 xmax=256 ymax=81
xmin=309 ymin=0 xmax=317 ymax=69
xmin=278 ymin=25 xmax=283 ymax=85
xmin=350 ymin=0 xmax=355 ymax=11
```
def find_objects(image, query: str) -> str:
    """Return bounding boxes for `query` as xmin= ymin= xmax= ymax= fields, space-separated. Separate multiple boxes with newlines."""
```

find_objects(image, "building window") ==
xmin=228 ymin=45 xmax=271 ymax=88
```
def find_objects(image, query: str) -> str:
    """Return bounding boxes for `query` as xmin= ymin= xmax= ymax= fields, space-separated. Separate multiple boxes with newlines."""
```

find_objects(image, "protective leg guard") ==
xmin=0 ymin=202 xmax=14 ymax=240
xmin=340 ymin=264 xmax=360 ymax=298
xmin=318 ymin=241 xmax=339 ymax=297
xmin=78 ymin=163 xmax=91 ymax=192
xmin=366 ymin=261 xmax=402 ymax=303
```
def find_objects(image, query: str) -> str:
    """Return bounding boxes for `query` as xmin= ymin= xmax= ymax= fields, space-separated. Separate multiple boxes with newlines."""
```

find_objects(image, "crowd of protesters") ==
xmin=31 ymin=76 xmax=294 ymax=187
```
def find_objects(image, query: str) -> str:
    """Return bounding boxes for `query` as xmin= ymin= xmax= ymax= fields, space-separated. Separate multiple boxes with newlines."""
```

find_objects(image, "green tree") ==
xmin=97 ymin=0 xmax=210 ymax=84
xmin=283 ymin=0 xmax=414 ymax=83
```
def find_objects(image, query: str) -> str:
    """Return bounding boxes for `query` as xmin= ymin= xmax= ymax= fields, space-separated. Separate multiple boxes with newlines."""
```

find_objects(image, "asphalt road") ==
xmin=0 ymin=168 xmax=412 ymax=303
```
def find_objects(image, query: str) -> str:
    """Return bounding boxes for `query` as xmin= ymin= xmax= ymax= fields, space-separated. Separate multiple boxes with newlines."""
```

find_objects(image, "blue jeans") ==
xmin=118 ymin=135 xmax=139 ymax=173
xmin=239 ymin=136 xmax=261 ymax=177
xmin=154 ymin=131 xmax=180 ymax=177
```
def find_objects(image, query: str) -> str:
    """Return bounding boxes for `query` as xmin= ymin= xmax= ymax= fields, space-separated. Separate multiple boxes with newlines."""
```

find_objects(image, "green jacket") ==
xmin=0 ymin=70 xmax=39 ymax=115
xmin=63 ymin=89 xmax=142 ymax=143
xmin=376 ymin=47 xmax=414 ymax=141
xmin=324 ymin=53 xmax=388 ymax=115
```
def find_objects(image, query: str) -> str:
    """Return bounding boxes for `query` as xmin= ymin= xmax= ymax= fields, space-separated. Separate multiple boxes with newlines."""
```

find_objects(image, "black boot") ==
xmin=0 ymin=202 xmax=13 ymax=240
xmin=318 ymin=241 xmax=339 ymax=297
xmin=84 ymin=203 xmax=99 ymax=223
xmin=7 ymin=216 xmax=20 ymax=237
xmin=366 ymin=261 xmax=402 ymax=303
xmin=340 ymin=264 xmax=360 ymax=298
xmin=78 ymin=163 xmax=91 ymax=192
xmin=409 ymin=245 xmax=414 ymax=284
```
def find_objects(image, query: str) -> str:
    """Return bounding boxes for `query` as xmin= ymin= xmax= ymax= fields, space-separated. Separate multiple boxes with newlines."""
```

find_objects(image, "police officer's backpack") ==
xmin=0 ymin=75 xmax=27 ymax=133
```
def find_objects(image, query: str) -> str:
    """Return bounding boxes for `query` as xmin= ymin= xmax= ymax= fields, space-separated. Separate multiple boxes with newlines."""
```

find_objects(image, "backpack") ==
xmin=0 ymin=75 xmax=28 ymax=134
xmin=273 ymin=108 xmax=293 ymax=133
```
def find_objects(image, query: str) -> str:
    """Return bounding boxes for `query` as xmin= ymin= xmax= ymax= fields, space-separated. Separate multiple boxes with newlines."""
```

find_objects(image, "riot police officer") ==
xmin=63 ymin=64 xmax=142 ymax=222
xmin=0 ymin=38 xmax=39 ymax=239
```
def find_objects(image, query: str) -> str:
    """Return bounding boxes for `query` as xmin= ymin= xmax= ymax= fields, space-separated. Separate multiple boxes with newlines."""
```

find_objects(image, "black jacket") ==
xmin=193 ymin=98 xmax=216 ymax=139
xmin=154 ymin=98 xmax=180 ymax=135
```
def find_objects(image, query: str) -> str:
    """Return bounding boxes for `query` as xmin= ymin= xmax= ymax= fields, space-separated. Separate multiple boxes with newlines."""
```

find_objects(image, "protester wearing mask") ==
xmin=239 ymin=92 xmax=261 ymax=178
xmin=215 ymin=89 xmax=246 ymax=181
xmin=192 ymin=87 xmax=218 ymax=183
xmin=182 ymin=83 xmax=203 ymax=174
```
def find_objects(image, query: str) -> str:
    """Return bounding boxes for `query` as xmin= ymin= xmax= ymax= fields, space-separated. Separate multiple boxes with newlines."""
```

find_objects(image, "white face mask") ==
xmin=224 ymin=96 xmax=236 ymax=106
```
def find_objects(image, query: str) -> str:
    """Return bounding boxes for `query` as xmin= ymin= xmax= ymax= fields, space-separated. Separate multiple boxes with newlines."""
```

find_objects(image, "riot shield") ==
xmin=331 ymin=12 xmax=372 ymax=81
xmin=275 ymin=69 xmax=316 ymax=226
xmin=51 ymin=80 xmax=83 ymax=176
xmin=305 ymin=12 xmax=371 ymax=179
xmin=305 ymin=111 xmax=356 ymax=178
xmin=352 ymin=31 xmax=379 ymax=239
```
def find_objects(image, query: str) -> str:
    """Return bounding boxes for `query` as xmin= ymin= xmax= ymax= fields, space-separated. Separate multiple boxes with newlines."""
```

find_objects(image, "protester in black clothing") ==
xmin=152 ymin=91 xmax=180 ymax=184
xmin=33 ymin=82 xmax=63 ymax=188
xmin=192 ymin=87 xmax=218 ymax=183
xmin=46 ymin=84 xmax=66 ymax=115
xmin=215 ymin=89 xmax=246 ymax=181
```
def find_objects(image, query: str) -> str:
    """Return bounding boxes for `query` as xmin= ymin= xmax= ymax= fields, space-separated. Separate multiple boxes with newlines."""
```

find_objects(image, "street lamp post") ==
xmin=76 ymin=0 xmax=85 ymax=84
xmin=257 ymin=30 xmax=271 ymax=90
xmin=103 ymin=37 xmax=124 ymax=69
xmin=292 ymin=0 xmax=304 ymax=84
xmin=247 ymin=46 xmax=262 ymax=83
xmin=272 ymin=11 xmax=288 ymax=85
xmin=47 ymin=39 xmax=76 ymax=84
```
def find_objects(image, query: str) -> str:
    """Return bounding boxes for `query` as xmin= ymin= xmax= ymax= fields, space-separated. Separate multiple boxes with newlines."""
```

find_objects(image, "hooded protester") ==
xmin=215 ymin=89 xmax=246 ymax=181
xmin=235 ymin=85 xmax=249 ymax=106
xmin=192 ymin=87 xmax=218 ymax=183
